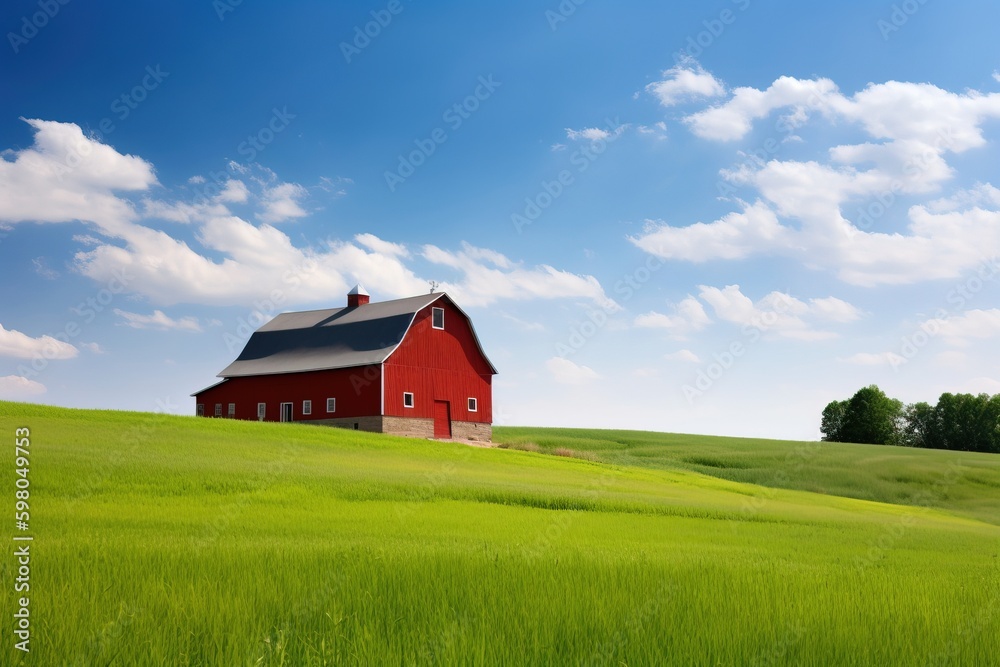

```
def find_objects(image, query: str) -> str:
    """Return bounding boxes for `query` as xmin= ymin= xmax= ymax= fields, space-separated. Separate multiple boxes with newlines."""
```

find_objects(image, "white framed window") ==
xmin=303 ymin=400 xmax=312 ymax=415
xmin=432 ymin=307 xmax=444 ymax=330
xmin=257 ymin=403 xmax=266 ymax=421
xmin=215 ymin=403 xmax=222 ymax=417
xmin=196 ymin=404 xmax=204 ymax=417
xmin=403 ymin=392 xmax=414 ymax=408
xmin=468 ymin=397 xmax=477 ymax=412
xmin=326 ymin=398 xmax=336 ymax=413
xmin=228 ymin=403 xmax=236 ymax=418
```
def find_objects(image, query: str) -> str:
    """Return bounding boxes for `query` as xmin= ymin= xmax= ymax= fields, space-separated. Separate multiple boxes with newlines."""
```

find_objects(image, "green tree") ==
xmin=820 ymin=400 xmax=848 ymax=442
xmin=901 ymin=402 xmax=936 ymax=448
xmin=837 ymin=385 xmax=903 ymax=446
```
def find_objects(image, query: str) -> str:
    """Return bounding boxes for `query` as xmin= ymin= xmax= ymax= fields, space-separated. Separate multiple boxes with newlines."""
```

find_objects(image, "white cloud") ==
xmin=696 ymin=284 xmax=851 ymax=341
xmin=630 ymin=201 xmax=788 ymax=262
xmin=646 ymin=60 xmax=725 ymax=107
xmin=72 ymin=234 xmax=103 ymax=246
xmin=32 ymin=257 xmax=59 ymax=280
xmin=684 ymin=76 xmax=843 ymax=141
xmin=0 ymin=375 xmax=46 ymax=399
xmin=636 ymin=122 xmax=668 ymax=140
xmin=566 ymin=127 xmax=611 ymax=142
xmin=188 ymin=175 xmax=206 ymax=184
xmin=920 ymin=309 xmax=1000 ymax=345
xmin=927 ymin=183 xmax=1000 ymax=213
xmin=565 ymin=124 xmax=627 ymax=143
xmin=665 ymin=349 xmax=700 ymax=363
xmin=0 ymin=323 xmax=78 ymax=360
xmin=113 ymin=309 xmax=203 ymax=332
xmin=634 ymin=297 xmax=710 ymax=337
xmin=257 ymin=182 xmax=308 ymax=223
xmin=2 ymin=120 xmax=617 ymax=313
xmin=422 ymin=242 xmax=617 ymax=310
xmin=79 ymin=342 xmax=104 ymax=354
xmin=840 ymin=352 xmax=906 ymax=366
xmin=355 ymin=233 xmax=409 ymax=257
xmin=545 ymin=357 xmax=600 ymax=384
xmin=0 ymin=118 xmax=156 ymax=235
xmin=217 ymin=179 xmax=250 ymax=203
xmin=630 ymin=77 xmax=1000 ymax=286
xmin=808 ymin=297 xmax=862 ymax=323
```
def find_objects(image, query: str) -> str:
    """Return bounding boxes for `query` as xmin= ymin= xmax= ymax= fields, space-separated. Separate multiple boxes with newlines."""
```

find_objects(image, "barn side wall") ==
xmin=194 ymin=365 xmax=381 ymax=423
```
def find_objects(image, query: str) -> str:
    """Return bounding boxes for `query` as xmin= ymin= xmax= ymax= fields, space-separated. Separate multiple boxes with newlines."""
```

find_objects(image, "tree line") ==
xmin=821 ymin=385 xmax=1000 ymax=453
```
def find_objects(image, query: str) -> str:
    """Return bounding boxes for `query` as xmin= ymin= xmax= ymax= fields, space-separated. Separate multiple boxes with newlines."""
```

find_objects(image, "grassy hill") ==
xmin=496 ymin=427 xmax=1000 ymax=526
xmin=2 ymin=402 xmax=998 ymax=665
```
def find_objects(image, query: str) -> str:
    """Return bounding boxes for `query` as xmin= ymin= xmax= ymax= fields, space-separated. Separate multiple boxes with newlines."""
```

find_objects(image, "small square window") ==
xmin=326 ymin=398 xmax=336 ymax=413
xmin=228 ymin=403 xmax=236 ymax=418
xmin=257 ymin=403 xmax=266 ymax=420
xmin=432 ymin=307 xmax=444 ymax=330
xmin=403 ymin=392 xmax=414 ymax=408
xmin=303 ymin=400 xmax=312 ymax=415
xmin=215 ymin=403 xmax=222 ymax=417
xmin=468 ymin=398 xmax=477 ymax=412
xmin=196 ymin=404 xmax=204 ymax=417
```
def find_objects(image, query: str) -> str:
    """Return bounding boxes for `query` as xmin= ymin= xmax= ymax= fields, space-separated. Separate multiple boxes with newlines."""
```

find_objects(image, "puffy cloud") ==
xmin=257 ymin=182 xmax=308 ymax=223
xmin=920 ymin=309 xmax=1000 ymax=346
xmin=634 ymin=297 xmax=710 ymax=337
xmin=629 ymin=201 xmax=789 ymax=262
xmin=355 ymin=233 xmax=409 ymax=258
xmin=632 ymin=76 xmax=1000 ymax=286
xmin=0 ymin=323 xmax=78 ymax=360
xmin=217 ymin=179 xmax=249 ymax=203
xmin=3 ymin=119 xmax=617 ymax=314
xmin=422 ymin=242 xmax=617 ymax=310
xmin=0 ymin=375 xmax=46 ymax=399
xmin=646 ymin=60 xmax=725 ymax=107
xmin=114 ymin=309 xmax=202 ymax=332
xmin=684 ymin=76 xmax=843 ymax=141
xmin=0 ymin=118 xmax=156 ymax=234
xmin=545 ymin=357 xmax=599 ymax=384
xmin=808 ymin=297 xmax=862 ymax=323
xmin=696 ymin=285 xmax=852 ymax=341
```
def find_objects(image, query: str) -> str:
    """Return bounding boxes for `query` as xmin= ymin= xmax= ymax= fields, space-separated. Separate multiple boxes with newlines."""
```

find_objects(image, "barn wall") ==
xmin=383 ymin=299 xmax=493 ymax=424
xmin=194 ymin=365 xmax=381 ymax=422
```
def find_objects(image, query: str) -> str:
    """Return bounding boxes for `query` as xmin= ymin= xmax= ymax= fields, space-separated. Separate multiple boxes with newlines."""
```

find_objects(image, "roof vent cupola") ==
xmin=347 ymin=284 xmax=370 ymax=307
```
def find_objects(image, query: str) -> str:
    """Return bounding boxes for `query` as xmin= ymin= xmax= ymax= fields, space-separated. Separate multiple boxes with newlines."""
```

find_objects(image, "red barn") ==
xmin=192 ymin=286 xmax=496 ymax=441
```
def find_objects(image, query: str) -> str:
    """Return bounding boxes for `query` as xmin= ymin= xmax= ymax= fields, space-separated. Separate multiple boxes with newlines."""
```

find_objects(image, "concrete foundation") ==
xmin=299 ymin=415 xmax=490 ymax=442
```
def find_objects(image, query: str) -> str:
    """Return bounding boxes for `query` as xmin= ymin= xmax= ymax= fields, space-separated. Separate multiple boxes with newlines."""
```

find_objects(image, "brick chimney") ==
xmin=347 ymin=284 xmax=370 ymax=307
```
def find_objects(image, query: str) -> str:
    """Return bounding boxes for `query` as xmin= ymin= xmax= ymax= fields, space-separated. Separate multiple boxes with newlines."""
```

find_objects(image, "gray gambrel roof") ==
xmin=217 ymin=292 xmax=497 ymax=378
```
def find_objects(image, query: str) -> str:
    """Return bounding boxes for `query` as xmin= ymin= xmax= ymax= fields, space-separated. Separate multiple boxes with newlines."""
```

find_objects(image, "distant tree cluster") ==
xmin=821 ymin=385 xmax=1000 ymax=453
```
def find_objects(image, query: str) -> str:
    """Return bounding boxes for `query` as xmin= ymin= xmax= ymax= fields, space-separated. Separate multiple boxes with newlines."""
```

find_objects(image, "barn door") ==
xmin=280 ymin=402 xmax=293 ymax=422
xmin=433 ymin=400 xmax=451 ymax=439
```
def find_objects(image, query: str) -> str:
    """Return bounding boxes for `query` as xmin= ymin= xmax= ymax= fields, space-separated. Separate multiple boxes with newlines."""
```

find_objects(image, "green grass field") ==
xmin=1 ymin=402 xmax=998 ymax=665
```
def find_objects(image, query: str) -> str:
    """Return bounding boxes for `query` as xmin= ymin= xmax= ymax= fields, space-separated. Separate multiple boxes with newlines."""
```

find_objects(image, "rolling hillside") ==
xmin=1 ymin=402 xmax=998 ymax=665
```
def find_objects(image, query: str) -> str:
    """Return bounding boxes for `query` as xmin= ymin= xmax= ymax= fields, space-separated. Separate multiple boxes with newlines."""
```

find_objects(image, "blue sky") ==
xmin=2 ymin=1 xmax=1000 ymax=439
